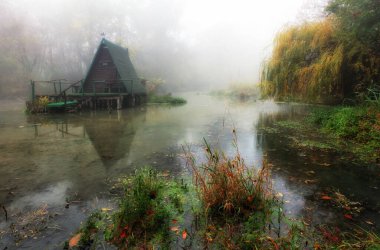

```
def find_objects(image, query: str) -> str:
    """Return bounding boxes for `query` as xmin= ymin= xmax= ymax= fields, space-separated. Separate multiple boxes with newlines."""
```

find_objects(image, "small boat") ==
xmin=46 ymin=100 xmax=79 ymax=112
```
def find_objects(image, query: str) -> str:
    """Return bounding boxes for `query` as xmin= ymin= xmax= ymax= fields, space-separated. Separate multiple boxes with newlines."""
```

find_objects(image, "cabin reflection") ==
xmin=27 ymin=109 xmax=147 ymax=168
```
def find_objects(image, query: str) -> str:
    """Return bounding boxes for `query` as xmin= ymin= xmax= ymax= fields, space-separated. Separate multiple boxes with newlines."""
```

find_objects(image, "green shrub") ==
xmin=109 ymin=167 xmax=187 ymax=248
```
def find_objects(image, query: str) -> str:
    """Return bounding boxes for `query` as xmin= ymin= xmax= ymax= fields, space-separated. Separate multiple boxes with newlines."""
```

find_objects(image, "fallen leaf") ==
xmin=101 ymin=208 xmax=112 ymax=212
xmin=276 ymin=192 xmax=283 ymax=198
xmin=160 ymin=171 xmax=170 ymax=177
xmin=365 ymin=220 xmax=374 ymax=225
xmin=182 ymin=229 xmax=187 ymax=239
xmin=344 ymin=214 xmax=353 ymax=220
xmin=321 ymin=195 xmax=332 ymax=200
xmin=69 ymin=233 xmax=82 ymax=248
xmin=170 ymin=226 xmax=179 ymax=233
xmin=172 ymin=219 xmax=178 ymax=224
xmin=304 ymin=179 xmax=317 ymax=184
xmin=267 ymin=236 xmax=279 ymax=250
xmin=314 ymin=242 xmax=321 ymax=249
xmin=320 ymin=163 xmax=331 ymax=167
xmin=247 ymin=195 xmax=254 ymax=203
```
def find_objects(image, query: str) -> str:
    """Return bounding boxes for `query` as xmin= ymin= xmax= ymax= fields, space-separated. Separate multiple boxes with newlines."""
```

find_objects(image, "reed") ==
xmin=184 ymin=132 xmax=275 ymax=221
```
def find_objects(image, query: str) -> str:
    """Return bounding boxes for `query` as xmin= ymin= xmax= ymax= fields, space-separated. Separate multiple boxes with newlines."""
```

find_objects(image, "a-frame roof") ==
xmin=84 ymin=38 xmax=146 ymax=94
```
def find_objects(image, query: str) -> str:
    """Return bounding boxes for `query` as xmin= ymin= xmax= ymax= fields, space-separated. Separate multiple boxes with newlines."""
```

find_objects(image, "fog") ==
xmin=0 ymin=0 xmax=326 ymax=96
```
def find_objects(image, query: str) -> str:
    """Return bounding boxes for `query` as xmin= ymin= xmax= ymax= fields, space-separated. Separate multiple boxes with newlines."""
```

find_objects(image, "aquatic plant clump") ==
xmin=147 ymin=94 xmax=187 ymax=105
xmin=107 ymin=167 xmax=187 ymax=248
xmin=185 ymin=138 xmax=275 ymax=219
xmin=182 ymin=133 xmax=284 ymax=249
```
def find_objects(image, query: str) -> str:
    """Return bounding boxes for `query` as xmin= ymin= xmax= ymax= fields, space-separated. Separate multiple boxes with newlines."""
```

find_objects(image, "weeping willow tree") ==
xmin=261 ymin=0 xmax=380 ymax=104
xmin=261 ymin=19 xmax=345 ymax=103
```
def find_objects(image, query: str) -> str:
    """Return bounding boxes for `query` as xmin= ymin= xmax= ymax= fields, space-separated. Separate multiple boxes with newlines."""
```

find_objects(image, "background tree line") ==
xmin=0 ymin=0 xmax=191 ymax=98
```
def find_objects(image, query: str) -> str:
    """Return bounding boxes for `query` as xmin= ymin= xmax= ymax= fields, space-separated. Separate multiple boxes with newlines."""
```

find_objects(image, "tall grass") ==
xmin=184 ymin=136 xmax=274 ymax=220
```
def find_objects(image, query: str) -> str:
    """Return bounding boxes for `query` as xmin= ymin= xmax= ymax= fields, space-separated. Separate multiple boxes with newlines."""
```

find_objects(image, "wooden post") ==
xmin=59 ymin=80 xmax=62 ymax=94
xmin=81 ymin=80 xmax=84 ymax=97
xmin=54 ymin=82 xmax=57 ymax=95
xmin=117 ymin=96 xmax=122 ymax=109
xmin=31 ymin=80 xmax=35 ymax=101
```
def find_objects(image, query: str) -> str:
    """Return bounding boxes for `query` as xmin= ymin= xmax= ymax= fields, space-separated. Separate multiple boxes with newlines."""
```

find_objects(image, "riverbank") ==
xmin=309 ymin=105 xmax=380 ymax=165
xmin=67 ymin=138 xmax=380 ymax=249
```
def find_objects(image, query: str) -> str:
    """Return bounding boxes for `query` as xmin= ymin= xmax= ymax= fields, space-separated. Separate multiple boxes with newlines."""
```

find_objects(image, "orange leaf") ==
xmin=172 ymin=219 xmax=178 ymax=224
xmin=69 ymin=233 xmax=82 ymax=248
xmin=247 ymin=195 xmax=253 ymax=203
xmin=170 ymin=226 xmax=179 ymax=232
xmin=344 ymin=214 xmax=353 ymax=220
xmin=321 ymin=195 xmax=332 ymax=200
xmin=182 ymin=229 xmax=187 ymax=239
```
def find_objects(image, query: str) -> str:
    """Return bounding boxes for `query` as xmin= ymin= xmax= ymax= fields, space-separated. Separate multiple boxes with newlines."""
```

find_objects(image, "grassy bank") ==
xmin=66 ymin=135 xmax=380 ymax=249
xmin=147 ymin=94 xmax=186 ymax=105
xmin=309 ymin=105 xmax=380 ymax=164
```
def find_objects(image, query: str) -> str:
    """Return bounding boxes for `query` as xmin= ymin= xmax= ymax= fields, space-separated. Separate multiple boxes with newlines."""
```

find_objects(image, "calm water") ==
xmin=0 ymin=93 xmax=379 ymax=247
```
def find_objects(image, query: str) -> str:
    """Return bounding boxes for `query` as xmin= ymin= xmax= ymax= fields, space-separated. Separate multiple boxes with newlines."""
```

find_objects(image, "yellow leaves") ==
xmin=261 ymin=18 xmax=346 ymax=102
xmin=170 ymin=226 xmax=180 ymax=233
xmin=101 ymin=208 xmax=112 ymax=212
xmin=275 ymin=192 xmax=283 ymax=198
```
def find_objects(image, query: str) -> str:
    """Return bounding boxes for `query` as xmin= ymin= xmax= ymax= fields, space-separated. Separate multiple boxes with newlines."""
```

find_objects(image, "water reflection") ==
xmin=2 ymin=94 xmax=379 ymax=232
xmin=84 ymin=109 xmax=146 ymax=168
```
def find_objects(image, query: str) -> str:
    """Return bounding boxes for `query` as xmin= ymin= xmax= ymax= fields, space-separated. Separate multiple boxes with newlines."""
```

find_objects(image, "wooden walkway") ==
xmin=27 ymin=79 xmax=146 ymax=113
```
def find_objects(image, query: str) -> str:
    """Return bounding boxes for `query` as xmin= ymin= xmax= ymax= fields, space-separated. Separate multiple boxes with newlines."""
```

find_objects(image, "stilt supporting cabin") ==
xmin=27 ymin=38 xmax=147 ymax=112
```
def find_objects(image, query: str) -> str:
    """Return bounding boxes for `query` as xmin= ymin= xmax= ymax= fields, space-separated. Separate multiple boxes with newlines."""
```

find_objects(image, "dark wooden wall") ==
xmin=83 ymin=45 xmax=126 ymax=93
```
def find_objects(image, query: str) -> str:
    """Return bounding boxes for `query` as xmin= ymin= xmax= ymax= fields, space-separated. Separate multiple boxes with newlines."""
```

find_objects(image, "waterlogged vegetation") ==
xmin=210 ymin=83 xmax=260 ymax=100
xmin=147 ymin=94 xmax=187 ymax=105
xmin=66 ymin=136 xmax=380 ymax=249
xmin=309 ymin=105 xmax=380 ymax=164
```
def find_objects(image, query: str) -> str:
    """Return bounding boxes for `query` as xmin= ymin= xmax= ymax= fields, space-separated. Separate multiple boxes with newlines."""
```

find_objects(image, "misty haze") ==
xmin=0 ymin=0 xmax=379 ymax=249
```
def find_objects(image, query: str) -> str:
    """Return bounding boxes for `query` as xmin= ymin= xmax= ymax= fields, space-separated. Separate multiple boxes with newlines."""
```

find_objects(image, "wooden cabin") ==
xmin=28 ymin=39 xmax=146 ymax=112
xmin=80 ymin=38 xmax=146 ymax=109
